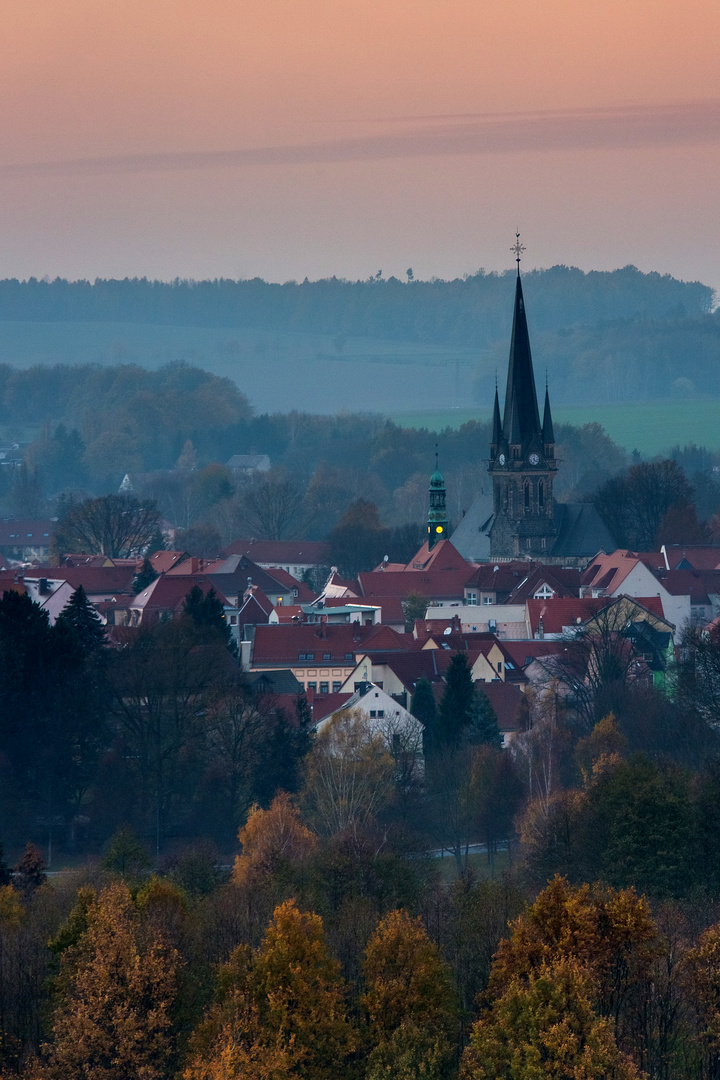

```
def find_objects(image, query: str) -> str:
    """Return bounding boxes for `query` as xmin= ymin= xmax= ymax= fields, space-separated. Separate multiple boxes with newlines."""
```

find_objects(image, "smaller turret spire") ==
xmin=491 ymin=385 xmax=502 ymax=449
xmin=428 ymin=450 xmax=449 ymax=550
xmin=542 ymin=383 xmax=555 ymax=446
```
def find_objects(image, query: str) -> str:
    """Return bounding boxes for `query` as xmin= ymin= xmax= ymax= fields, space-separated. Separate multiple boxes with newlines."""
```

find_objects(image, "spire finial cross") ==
xmin=435 ymin=441 xmax=439 ymax=470
xmin=511 ymin=230 xmax=525 ymax=276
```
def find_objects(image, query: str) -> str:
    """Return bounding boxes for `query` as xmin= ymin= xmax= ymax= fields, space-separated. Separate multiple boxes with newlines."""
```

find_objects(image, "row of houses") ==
xmin=1 ymin=531 xmax=716 ymax=746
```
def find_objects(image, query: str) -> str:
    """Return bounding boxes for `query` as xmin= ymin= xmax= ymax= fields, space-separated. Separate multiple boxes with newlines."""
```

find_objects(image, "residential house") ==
xmin=0 ymin=519 xmax=56 ymax=564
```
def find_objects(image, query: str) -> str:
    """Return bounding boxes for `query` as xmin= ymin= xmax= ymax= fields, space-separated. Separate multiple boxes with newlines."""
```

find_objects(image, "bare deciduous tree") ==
xmin=55 ymin=494 xmax=161 ymax=558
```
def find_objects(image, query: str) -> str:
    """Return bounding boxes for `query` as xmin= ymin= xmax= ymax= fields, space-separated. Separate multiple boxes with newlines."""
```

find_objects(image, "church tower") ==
xmin=488 ymin=238 xmax=557 ymax=558
xmin=427 ymin=450 xmax=449 ymax=549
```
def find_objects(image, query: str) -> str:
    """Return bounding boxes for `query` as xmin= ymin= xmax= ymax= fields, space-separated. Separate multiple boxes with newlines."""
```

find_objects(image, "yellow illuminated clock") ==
xmin=435 ymin=526 xmax=443 ymax=533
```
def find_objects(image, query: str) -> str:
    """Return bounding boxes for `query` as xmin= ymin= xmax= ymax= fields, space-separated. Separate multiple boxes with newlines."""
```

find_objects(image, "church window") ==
xmin=524 ymin=482 xmax=530 ymax=510
xmin=539 ymin=481 xmax=544 ymax=508
xmin=525 ymin=538 xmax=532 ymax=551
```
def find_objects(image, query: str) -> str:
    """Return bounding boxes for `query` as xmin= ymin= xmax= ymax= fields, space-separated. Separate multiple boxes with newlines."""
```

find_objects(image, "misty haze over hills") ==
xmin=0 ymin=265 xmax=716 ymax=414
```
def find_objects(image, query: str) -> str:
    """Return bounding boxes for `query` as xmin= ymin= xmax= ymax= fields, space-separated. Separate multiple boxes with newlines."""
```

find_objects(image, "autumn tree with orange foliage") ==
xmin=362 ymin=908 xmax=459 ymax=1080
xmin=232 ymin=791 xmax=317 ymax=890
xmin=40 ymin=882 xmax=179 ymax=1080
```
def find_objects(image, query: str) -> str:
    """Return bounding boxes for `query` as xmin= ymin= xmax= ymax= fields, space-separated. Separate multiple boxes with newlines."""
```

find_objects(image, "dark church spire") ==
xmin=427 ymin=445 xmax=449 ymax=550
xmin=542 ymin=381 xmax=555 ymax=446
xmin=502 ymin=273 xmax=542 ymax=451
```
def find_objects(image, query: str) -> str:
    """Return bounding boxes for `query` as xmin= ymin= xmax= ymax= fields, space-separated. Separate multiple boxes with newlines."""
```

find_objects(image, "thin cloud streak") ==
xmin=2 ymin=100 xmax=719 ymax=179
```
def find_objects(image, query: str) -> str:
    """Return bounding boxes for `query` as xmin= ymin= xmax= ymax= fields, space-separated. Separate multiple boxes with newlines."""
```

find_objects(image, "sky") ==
xmin=1 ymin=0 xmax=719 ymax=292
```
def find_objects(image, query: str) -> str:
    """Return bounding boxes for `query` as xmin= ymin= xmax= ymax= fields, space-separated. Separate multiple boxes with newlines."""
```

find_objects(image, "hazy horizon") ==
xmin=1 ymin=1 xmax=719 ymax=291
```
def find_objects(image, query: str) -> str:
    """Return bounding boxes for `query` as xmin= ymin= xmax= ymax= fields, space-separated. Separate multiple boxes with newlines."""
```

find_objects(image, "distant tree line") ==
xmin=0 ymin=266 xmax=710 ymax=347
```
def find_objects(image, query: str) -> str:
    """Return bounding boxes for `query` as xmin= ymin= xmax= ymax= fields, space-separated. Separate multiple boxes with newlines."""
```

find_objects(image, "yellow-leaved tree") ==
xmin=362 ymin=908 xmax=459 ymax=1080
xmin=461 ymin=958 xmax=642 ymax=1080
xmin=183 ymin=898 xmax=357 ymax=1080
xmin=40 ymin=881 xmax=179 ymax=1080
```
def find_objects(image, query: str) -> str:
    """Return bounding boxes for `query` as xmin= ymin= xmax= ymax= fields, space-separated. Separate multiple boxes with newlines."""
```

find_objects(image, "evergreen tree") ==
xmin=54 ymin=585 xmax=106 ymax=657
xmin=0 ymin=841 xmax=12 ymax=887
xmin=132 ymin=556 xmax=158 ymax=594
xmin=438 ymin=653 xmax=475 ymax=748
xmin=411 ymin=676 xmax=440 ymax=758
xmin=183 ymin=585 xmax=236 ymax=654
xmin=467 ymin=686 xmax=503 ymax=749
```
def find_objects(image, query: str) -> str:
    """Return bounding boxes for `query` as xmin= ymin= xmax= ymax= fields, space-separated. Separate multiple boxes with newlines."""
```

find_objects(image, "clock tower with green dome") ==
xmin=488 ymin=235 xmax=557 ymax=558
xmin=427 ymin=449 xmax=449 ymax=550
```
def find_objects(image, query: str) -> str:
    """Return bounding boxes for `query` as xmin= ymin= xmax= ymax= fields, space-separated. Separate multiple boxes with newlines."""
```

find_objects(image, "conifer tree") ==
xmin=183 ymin=585 xmax=236 ymax=654
xmin=133 ymin=556 xmax=158 ymax=594
xmin=54 ymin=585 xmax=106 ymax=657
xmin=438 ymin=652 xmax=475 ymax=747
xmin=467 ymin=687 xmax=503 ymax=749
xmin=411 ymin=676 xmax=439 ymax=758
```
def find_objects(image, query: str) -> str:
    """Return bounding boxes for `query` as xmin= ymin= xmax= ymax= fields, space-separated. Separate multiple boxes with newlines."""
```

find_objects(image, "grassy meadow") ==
xmin=389 ymin=400 xmax=720 ymax=456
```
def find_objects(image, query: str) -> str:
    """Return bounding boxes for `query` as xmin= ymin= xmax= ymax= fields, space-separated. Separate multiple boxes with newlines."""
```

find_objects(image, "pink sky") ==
xmin=1 ymin=0 xmax=719 ymax=291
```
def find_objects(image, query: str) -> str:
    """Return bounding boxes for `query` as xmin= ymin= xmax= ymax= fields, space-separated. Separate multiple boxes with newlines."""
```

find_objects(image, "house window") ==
xmin=526 ymin=538 xmax=532 ymax=550
xmin=534 ymin=584 xmax=554 ymax=599
xmin=345 ymin=653 xmax=353 ymax=660
xmin=306 ymin=653 xmax=314 ymax=660
xmin=377 ymin=709 xmax=384 ymax=718
xmin=467 ymin=591 xmax=477 ymax=605
xmin=229 ymin=615 xmax=238 ymax=624
xmin=323 ymin=652 xmax=331 ymax=660
xmin=370 ymin=710 xmax=377 ymax=718
xmin=320 ymin=681 xmax=329 ymax=694
xmin=298 ymin=653 xmax=306 ymax=660
xmin=332 ymin=681 xmax=341 ymax=692
xmin=307 ymin=681 xmax=317 ymax=691
xmin=483 ymin=596 xmax=493 ymax=605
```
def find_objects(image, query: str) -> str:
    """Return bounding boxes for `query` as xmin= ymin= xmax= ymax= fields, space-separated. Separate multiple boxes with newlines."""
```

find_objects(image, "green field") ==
xmin=389 ymin=400 xmax=720 ymax=455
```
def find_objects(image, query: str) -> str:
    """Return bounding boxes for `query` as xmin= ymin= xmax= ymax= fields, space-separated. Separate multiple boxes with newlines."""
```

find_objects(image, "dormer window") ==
xmin=534 ymin=583 xmax=555 ymax=599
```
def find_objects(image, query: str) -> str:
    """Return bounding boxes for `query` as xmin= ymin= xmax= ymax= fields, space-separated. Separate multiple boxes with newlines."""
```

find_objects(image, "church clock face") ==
xmin=498 ymin=453 xmax=506 ymax=465
xmin=529 ymin=453 xmax=540 ymax=465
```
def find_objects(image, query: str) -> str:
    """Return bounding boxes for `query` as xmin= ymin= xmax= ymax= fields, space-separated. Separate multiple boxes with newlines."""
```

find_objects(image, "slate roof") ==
xmin=224 ymin=539 xmax=330 ymax=565
xmin=449 ymin=487 xmax=494 ymax=562
xmin=551 ymin=502 xmax=616 ymax=559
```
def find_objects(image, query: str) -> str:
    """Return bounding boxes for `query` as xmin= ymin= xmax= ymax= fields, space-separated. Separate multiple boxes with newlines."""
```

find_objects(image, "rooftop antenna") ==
xmin=511 ymin=230 xmax=525 ymax=276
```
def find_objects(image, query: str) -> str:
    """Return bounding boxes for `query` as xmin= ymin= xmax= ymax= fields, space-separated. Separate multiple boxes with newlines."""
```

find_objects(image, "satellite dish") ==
xmin=443 ymin=626 xmax=452 ymax=636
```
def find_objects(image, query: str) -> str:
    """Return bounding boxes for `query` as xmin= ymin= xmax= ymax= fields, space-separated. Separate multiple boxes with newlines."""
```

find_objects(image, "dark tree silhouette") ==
xmin=55 ymin=494 xmax=161 ymax=558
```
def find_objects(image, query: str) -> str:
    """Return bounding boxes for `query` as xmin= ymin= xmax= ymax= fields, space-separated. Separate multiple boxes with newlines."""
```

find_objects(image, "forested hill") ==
xmin=0 ymin=265 xmax=712 ymax=347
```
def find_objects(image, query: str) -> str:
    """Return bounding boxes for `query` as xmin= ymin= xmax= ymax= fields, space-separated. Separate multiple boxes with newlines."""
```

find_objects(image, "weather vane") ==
xmin=511 ymin=230 xmax=525 ymax=274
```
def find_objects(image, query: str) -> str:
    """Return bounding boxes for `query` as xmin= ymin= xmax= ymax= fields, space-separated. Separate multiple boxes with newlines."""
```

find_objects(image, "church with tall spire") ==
xmin=488 ymin=254 xmax=558 ymax=558
xmin=450 ymin=235 xmax=616 ymax=565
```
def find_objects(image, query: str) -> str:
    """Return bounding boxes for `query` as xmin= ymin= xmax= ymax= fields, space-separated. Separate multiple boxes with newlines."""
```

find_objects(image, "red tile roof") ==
xmin=26 ymin=566 xmax=135 ymax=595
xmin=357 ymin=569 xmax=472 ymax=600
xmin=662 ymin=546 xmax=720 ymax=571
xmin=0 ymin=519 xmax=55 ymax=547
xmin=404 ymin=539 xmax=472 ymax=572
xmin=506 ymin=566 xmax=581 ymax=603
xmin=526 ymin=595 xmax=666 ymax=635
xmin=264 ymin=567 xmax=317 ymax=602
xmin=132 ymin=575 xmax=230 ymax=614
xmin=252 ymin=622 xmax=382 ymax=665
xmin=148 ymin=550 xmax=190 ymax=573
xmin=656 ymin=568 xmax=719 ymax=603
xmin=480 ymin=681 xmax=525 ymax=734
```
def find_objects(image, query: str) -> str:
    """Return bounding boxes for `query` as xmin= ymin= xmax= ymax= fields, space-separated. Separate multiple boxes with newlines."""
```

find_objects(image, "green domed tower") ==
xmin=428 ymin=449 xmax=449 ymax=550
